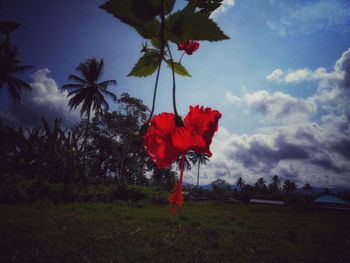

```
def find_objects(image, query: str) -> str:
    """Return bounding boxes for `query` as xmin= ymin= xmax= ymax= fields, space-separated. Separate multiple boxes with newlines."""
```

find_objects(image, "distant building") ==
xmin=313 ymin=194 xmax=349 ymax=206
xmin=312 ymin=194 xmax=350 ymax=211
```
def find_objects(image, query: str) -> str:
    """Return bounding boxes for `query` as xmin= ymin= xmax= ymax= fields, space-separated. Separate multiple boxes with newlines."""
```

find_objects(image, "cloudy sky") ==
xmin=1 ymin=0 xmax=350 ymax=188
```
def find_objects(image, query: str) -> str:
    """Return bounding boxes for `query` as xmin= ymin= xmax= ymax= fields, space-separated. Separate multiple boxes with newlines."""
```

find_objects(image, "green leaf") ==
xmin=128 ymin=51 xmax=160 ymax=77
xmin=135 ymin=19 xmax=160 ymax=39
xmin=147 ymin=0 xmax=176 ymax=15
xmin=100 ymin=0 xmax=140 ymax=27
xmin=167 ymin=60 xmax=191 ymax=77
xmin=131 ymin=0 xmax=156 ymax=22
xmin=151 ymin=37 xmax=161 ymax=49
xmin=100 ymin=0 xmax=160 ymax=39
xmin=165 ymin=9 xmax=229 ymax=43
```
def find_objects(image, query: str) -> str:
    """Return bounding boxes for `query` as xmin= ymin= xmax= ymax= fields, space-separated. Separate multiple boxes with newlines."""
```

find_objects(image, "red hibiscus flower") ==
xmin=143 ymin=105 xmax=221 ymax=213
xmin=144 ymin=106 xmax=221 ymax=167
xmin=143 ymin=113 xmax=181 ymax=169
xmin=177 ymin=40 xmax=200 ymax=55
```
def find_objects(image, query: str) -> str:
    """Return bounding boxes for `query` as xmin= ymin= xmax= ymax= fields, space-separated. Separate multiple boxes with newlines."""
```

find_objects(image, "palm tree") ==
xmin=175 ymin=152 xmax=192 ymax=172
xmin=236 ymin=177 xmax=245 ymax=190
xmin=61 ymin=58 xmax=117 ymax=152
xmin=0 ymin=41 xmax=34 ymax=102
xmin=303 ymin=183 xmax=312 ymax=192
xmin=188 ymin=151 xmax=209 ymax=189
xmin=268 ymin=175 xmax=281 ymax=192
xmin=283 ymin=179 xmax=297 ymax=193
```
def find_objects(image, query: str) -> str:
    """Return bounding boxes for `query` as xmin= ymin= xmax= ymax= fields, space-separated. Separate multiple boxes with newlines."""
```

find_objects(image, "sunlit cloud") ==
xmin=0 ymin=69 xmax=80 ymax=127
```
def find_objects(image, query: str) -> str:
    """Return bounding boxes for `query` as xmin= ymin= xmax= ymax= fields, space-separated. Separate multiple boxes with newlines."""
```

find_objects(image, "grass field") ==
xmin=1 ymin=201 xmax=350 ymax=263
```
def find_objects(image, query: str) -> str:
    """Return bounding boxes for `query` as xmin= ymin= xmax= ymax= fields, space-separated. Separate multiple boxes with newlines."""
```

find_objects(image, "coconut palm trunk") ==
xmin=83 ymin=108 xmax=91 ymax=154
xmin=196 ymin=161 xmax=200 ymax=190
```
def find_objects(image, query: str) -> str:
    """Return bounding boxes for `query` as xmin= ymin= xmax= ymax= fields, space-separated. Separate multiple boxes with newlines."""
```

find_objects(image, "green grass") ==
xmin=0 ymin=202 xmax=349 ymax=263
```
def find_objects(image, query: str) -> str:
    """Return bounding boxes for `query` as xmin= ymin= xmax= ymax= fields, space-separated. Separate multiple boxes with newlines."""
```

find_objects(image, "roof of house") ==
xmin=313 ymin=194 xmax=349 ymax=205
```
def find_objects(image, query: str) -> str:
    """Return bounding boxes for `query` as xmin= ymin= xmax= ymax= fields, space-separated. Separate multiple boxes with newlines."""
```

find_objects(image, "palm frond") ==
xmin=100 ymin=89 xmax=117 ymax=102
xmin=67 ymin=74 xmax=88 ymax=84
xmin=8 ymin=76 xmax=31 ymax=91
xmin=96 ymin=58 xmax=104 ymax=81
xmin=61 ymin=83 xmax=84 ymax=91
xmin=96 ymin=91 xmax=109 ymax=111
xmin=67 ymin=88 xmax=86 ymax=97
xmin=7 ymin=81 xmax=21 ymax=103
xmin=68 ymin=91 xmax=87 ymax=111
xmin=98 ymin=79 xmax=117 ymax=87
xmin=80 ymin=94 xmax=93 ymax=117
xmin=12 ymin=65 xmax=35 ymax=74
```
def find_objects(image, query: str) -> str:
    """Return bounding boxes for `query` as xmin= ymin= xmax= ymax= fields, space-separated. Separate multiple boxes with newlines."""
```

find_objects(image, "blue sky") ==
xmin=1 ymin=0 xmax=350 ymax=187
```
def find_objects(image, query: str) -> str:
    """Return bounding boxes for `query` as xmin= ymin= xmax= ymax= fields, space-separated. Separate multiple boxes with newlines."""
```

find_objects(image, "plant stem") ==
xmin=147 ymin=0 xmax=165 ymax=122
xmin=148 ymin=61 xmax=162 ymax=119
xmin=166 ymin=44 xmax=179 ymax=118
xmin=179 ymin=51 xmax=185 ymax=63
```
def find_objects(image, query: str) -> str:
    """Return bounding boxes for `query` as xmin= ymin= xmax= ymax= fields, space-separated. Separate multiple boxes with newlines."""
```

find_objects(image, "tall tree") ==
xmin=236 ymin=176 xmax=245 ymax=190
xmin=188 ymin=151 xmax=209 ymax=189
xmin=175 ymin=152 xmax=192 ymax=172
xmin=62 ymin=58 xmax=117 ymax=153
xmin=255 ymin=177 xmax=267 ymax=192
xmin=268 ymin=175 xmax=281 ymax=192
xmin=283 ymin=179 xmax=297 ymax=193
xmin=303 ymin=183 xmax=312 ymax=192
xmin=0 ymin=21 xmax=34 ymax=103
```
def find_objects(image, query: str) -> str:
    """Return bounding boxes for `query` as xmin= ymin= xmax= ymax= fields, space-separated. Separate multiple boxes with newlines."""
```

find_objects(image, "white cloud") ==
xmin=0 ymin=69 xmax=80 ymax=127
xmin=267 ymin=48 xmax=350 ymax=117
xmin=267 ymin=0 xmax=350 ymax=36
xmin=186 ymin=119 xmax=350 ymax=187
xmin=225 ymin=90 xmax=242 ymax=104
xmin=212 ymin=47 xmax=350 ymax=187
xmin=284 ymin=68 xmax=312 ymax=83
xmin=243 ymin=90 xmax=317 ymax=123
xmin=266 ymin=68 xmax=284 ymax=81
xmin=210 ymin=0 xmax=235 ymax=18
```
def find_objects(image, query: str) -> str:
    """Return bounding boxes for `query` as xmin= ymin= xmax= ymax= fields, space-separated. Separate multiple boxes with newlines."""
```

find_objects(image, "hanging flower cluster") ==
xmin=101 ymin=0 xmax=229 ymax=214
xmin=178 ymin=40 xmax=200 ymax=55
xmin=144 ymin=106 xmax=221 ymax=213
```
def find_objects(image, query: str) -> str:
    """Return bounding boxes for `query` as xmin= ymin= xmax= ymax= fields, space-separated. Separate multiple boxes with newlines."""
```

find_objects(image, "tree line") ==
xmin=183 ymin=176 xmax=350 ymax=205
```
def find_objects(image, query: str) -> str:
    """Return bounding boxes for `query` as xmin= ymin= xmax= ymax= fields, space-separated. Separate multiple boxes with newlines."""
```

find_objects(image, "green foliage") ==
xmin=100 ymin=0 xmax=162 ymax=39
xmin=211 ymin=179 xmax=231 ymax=201
xmin=127 ymin=51 xmax=160 ymax=77
xmin=0 ymin=174 xmax=168 ymax=205
xmin=167 ymin=59 xmax=191 ymax=76
xmin=165 ymin=9 xmax=229 ymax=43
xmin=101 ymin=0 xmax=230 ymax=79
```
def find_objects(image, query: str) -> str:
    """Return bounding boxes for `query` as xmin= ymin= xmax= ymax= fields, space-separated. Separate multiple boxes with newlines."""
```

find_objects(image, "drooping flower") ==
xmin=143 ymin=113 xmax=181 ymax=169
xmin=177 ymin=40 xmax=200 ymax=55
xmin=143 ymin=106 xmax=221 ymax=213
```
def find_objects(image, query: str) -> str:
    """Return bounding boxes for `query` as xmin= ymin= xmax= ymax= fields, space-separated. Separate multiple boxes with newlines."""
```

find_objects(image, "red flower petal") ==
xmin=168 ymin=179 xmax=183 ymax=214
xmin=183 ymin=105 xmax=222 ymax=155
xmin=143 ymin=113 xmax=181 ymax=169
xmin=168 ymin=153 xmax=185 ymax=214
